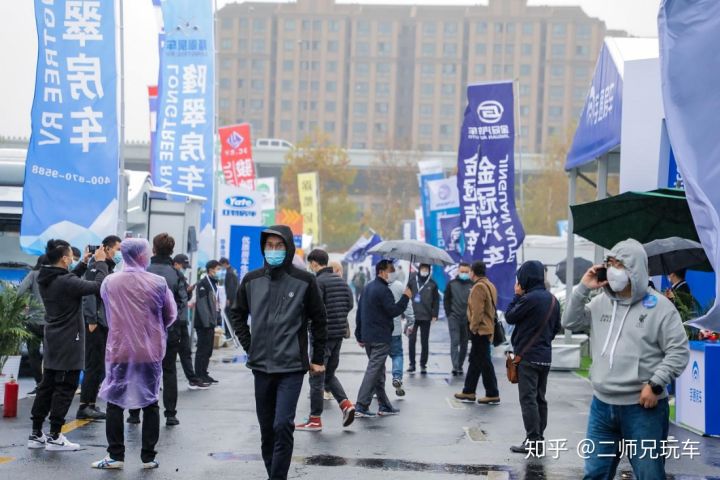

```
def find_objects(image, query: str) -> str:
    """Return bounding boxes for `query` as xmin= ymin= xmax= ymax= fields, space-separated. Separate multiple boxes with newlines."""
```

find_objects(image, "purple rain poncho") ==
xmin=98 ymin=238 xmax=177 ymax=409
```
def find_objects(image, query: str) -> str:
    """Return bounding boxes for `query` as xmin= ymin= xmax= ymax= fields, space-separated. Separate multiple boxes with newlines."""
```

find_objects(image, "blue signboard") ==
xmin=152 ymin=0 xmax=215 ymax=244
xmin=565 ymin=42 xmax=623 ymax=170
xmin=457 ymin=81 xmax=525 ymax=309
xmin=21 ymin=0 xmax=119 ymax=254
xmin=229 ymin=225 xmax=266 ymax=280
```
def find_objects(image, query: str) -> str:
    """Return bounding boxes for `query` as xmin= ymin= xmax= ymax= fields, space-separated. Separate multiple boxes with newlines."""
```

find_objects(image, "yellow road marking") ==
xmin=61 ymin=419 xmax=92 ymax=434
xmin=0 ymin=456 xmax=15 ymax=464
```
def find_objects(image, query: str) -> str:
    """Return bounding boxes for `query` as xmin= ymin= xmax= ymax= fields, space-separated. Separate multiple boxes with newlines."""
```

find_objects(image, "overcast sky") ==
xmin=0 ymin=0 xmax=660 ymax=142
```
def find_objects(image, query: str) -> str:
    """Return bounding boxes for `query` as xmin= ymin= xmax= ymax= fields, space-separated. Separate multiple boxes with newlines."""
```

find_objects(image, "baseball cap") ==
xmin=173 ymin=254 xmax=190 ymax=268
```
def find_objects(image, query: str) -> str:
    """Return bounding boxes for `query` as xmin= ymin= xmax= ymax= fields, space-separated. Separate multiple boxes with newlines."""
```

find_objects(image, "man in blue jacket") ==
xmin=354 ymin=260 xmax=412 ymax=417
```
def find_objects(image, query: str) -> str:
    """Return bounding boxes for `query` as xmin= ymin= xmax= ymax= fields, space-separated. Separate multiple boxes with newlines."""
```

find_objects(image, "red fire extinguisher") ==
xmin=3 ymin=375 xmax=19 ymax=418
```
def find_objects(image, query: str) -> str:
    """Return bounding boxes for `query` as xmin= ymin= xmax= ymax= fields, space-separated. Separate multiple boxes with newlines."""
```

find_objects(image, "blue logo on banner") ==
xmin=227 ymin=131 xmax=244 ymax=149
xmin=225 ymin=196 xmax=255 ymax=208
xmin=692 ymin=360 xmax=700 ymax=380
xmin=21 ymin=0 xmax=119 ymax=254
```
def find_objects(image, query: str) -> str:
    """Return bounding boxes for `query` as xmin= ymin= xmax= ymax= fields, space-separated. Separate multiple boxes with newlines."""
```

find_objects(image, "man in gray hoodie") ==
xmin=563 ymin=239 xmax=689 ymax=480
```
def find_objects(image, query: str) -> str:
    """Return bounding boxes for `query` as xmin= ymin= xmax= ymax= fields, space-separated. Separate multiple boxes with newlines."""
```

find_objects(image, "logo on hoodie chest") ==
xmin=600 ymin=314 xmax=612 ymax=323
xmin=636 ymin=314 xmax=647 ymax=328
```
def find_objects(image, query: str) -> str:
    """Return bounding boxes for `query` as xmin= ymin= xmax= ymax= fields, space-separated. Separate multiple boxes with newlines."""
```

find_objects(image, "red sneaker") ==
xmin=295 ymin=416 xmax=322 ymax=432
xmin=340 ymin=400 xmax=356 ymax=427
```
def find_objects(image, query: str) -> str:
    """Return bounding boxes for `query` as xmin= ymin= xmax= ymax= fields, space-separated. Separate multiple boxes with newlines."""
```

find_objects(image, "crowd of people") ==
xmin=15 ymin=225 xmax=694 ymax=480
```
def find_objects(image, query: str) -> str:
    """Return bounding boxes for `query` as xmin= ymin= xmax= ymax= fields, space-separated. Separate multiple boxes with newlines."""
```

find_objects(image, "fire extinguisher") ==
xmin=3 ymin=375 xmax=19 ymax=418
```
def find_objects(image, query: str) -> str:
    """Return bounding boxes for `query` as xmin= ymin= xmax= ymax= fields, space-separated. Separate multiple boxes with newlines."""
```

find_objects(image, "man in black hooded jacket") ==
xmin=505 ymin=260 xmax=561 ymax=454
xmin=230 ymin=225 xmax=327 ymax=480
xmin=28 ymin=239 xmax=108 ymax=452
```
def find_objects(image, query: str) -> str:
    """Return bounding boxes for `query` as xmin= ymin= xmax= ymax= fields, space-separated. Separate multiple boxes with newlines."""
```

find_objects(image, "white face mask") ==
xmin=388 ymin=271 xmax=399 ymax=283
xmin=607 ymin=266 xmax=630 ymax=293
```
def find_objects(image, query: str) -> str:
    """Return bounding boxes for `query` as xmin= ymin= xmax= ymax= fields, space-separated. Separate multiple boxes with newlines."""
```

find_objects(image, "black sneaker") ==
xmin=127 ymin=414 xmax=141 ymax=425
xmin=407 ymin=366 xmax=416 ymax=373
xmin=420 ymin=366 xmax=428 ymax=375
xmin=77 ymin=405 xmax=106 ymax=420
xmin=204 ymin=376 xmax=219 ymax=384
xmin=188 ymin=379 xmax=211 ymax=390
xmin=166 ymin=416 xmax=180 ymax=426
xmin=28 ymin=387 xmax=38 ymax=397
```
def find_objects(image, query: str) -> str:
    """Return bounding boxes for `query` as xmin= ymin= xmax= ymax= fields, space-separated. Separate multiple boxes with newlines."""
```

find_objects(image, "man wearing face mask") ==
xmin=77 ymin=235 xmax=123 ymax=420
xmin=194 ymin=260 xmax=222 ymax=385
xmin=444 ymin=262 xmax=474 ymax=376
xmin=230 ymin=225 xmax=327 ymax=480
xmin=563 ymin=239 xmax=689 ymax=479
xmin=407 ymin=263 xmax=440 ymax=374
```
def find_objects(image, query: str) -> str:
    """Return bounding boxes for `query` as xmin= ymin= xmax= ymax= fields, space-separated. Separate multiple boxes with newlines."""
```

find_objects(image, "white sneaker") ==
xmin=28 ymin=432 xmax=48 ymax=449
xmin=142 ymin=460 xmax=159 ymax=469
xmin=323 ymin=391 xmax=334 ymax=401
xmin=45 ymin=433 xmax=81 ymax=451
xmin=91 ymin=457 xmax=124 ymax=469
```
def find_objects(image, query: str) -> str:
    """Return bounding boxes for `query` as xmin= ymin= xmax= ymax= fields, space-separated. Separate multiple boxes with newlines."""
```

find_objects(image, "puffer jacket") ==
xmin=316 ymin=267 xmax=354 ymax=340
xmin=230 ymin=225 xmax=327 ymax=374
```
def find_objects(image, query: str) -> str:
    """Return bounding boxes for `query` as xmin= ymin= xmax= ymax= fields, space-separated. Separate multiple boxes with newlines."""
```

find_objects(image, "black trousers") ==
xmin=194 ymin=326 xmax=215 ymax=380
xmin=162 ymin=326 xmax=181 ymax=417
xmin=177 ymin=321 xmax=196 ymax=382
xmin=30 ymin=369 xmax=81 ymax=434
xmin=463 ymin=333 xmax=499 ymax=397
xmin=254 ymin=370 xmax=305 ymax=480
xmin=80 ymin=324 xmax=108 ymax=405
xmin=517 ymin=362 xmax=550 ymax=441
xmin=408 ymin=321 xmax=431 ymax=368
xmin=26 ymin=323 xmax=44 ymax=385
xmin=106 ymin=402 xmax=159 ymax=463
xmin=309 ymin=338 xmax=348 ymax=416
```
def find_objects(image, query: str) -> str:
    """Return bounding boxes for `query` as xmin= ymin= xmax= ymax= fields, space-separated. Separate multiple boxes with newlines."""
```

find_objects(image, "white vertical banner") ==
xmin=215 ymin=184 xmax=262 ymax=260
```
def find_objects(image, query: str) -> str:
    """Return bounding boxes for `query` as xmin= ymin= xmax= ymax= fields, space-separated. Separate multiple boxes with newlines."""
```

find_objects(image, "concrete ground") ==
xmin=1 ymin=318 xmax=719 ymax=479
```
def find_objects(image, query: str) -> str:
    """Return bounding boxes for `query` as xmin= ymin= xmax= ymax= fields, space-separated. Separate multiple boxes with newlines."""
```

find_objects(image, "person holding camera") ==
xmin=563 ymin=239 xmax=689 ymax=479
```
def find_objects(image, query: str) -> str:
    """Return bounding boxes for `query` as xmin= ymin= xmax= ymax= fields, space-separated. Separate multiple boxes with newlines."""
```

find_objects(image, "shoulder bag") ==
xmin=506 ymin=295 xmax=557 ymax=384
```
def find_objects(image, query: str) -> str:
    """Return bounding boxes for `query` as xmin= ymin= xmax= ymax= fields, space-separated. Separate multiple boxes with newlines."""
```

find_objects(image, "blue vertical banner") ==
xmin=457 ymin=81 xmax=525 ymax=309
xmin=425 ymin=176 xmax=461 ymax=291
xmin=153 ymin=0 xmax=215 ymax=261
xmin=229 ymin=225 xmax=266 ymax=281
xmin=21 ymin=0 xmax=119 ymax=254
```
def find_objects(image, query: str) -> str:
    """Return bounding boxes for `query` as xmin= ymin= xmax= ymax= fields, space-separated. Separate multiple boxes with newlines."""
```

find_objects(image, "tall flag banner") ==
xmin=21 ymin=0 xmax=119 ymax=254
xmin=457 ymin=81 xmax=525 ymax=309
xmin=255 ymin=177 xmax=277 ymax=225
xmin=426 ymin=175 xmax=461 ymax=291
xmin=343 ymin=233 xmax=382 ymax=264
xmin=215 ymin=184 xmax=261 ymax=260
xmin=148 ymin=85 xmax=158 ymax=153
xmin=297 ymin=172 xmax=320 ymax=241
xmin=228 ymin=225 xmax=266 ymax=281
xmin=659 ymin=0 xmax=720 ymax=332
xmin=219 ymin=123 xmax=255 ymax=189
xmin=152 ymin=0 xmax=215 ymax=261
xmin=276 ymin=209 xmax=303 ymax=249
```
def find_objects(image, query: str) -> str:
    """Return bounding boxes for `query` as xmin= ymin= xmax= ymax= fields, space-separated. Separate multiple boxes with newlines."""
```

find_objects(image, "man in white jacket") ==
xmin=563 ymin=239 xmax=689 ymax=480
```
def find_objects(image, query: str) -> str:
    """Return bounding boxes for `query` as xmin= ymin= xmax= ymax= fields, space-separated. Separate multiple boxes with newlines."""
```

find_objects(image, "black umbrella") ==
xmin=556 ymin=257 xmax=594 ymax=285
xmin=643 ymin=237 xmax=713 ymax=276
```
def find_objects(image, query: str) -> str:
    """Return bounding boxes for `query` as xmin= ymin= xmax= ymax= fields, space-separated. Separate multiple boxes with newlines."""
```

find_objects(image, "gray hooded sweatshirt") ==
xmin=562 ymin=239 xmax=689 ymax=405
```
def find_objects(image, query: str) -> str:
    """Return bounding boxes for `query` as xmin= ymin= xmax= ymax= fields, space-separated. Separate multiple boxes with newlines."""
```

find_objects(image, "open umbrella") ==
xmin=643 ymin=237 xmax=712 ymax=276
xmin=570 ymin=188 xmax=699 ymax=249
xmin=367 ymin=240 xmax=455 ymax=266
xmin=556 ymin=257 xmax=594 ymax=285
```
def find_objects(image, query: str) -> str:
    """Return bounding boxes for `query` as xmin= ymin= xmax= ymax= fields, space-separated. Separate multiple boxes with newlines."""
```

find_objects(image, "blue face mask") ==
xmin=265 ymin=250 xmax=286 ymax=267
xmin=216 ymin=269 xmax=227 ymax=281
xmin=458 ymin=273 xmax=471 ymax=281
xmin=113 ymin=251 xmax=123 ymax=265
xmin=70 ymin=260 xmax=80 ymax=271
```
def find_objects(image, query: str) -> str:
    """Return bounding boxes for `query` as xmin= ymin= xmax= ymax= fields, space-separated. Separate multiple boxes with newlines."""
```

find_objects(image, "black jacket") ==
xmin=443 ymin=277 xmax=473 ymax=322
xmin=316 ymin=267 xmax=354 ymax=340
xmin=38 ymin=261 xmax=108 ymax=371
xmin=409 ymin=273 xmax=440 ymax=322
xmin=82 ymin=257 xmax=116 ymax=327
xmin=230 ymin=225 xmax=327 ymax=374
xmin=224 ymin=266 xmax=239 ymax=309
xmin=505 ymin=261 xmax=561 ymax=364
xmin=176 ymin=270 xmax=190 ymax=324
xmin=194 ymin=275 xmax=219 ymax=329
xmin=355 ymin=276 xmax=409 ymax=344
xmin=147 ymin=256 xmax=188 ymax=332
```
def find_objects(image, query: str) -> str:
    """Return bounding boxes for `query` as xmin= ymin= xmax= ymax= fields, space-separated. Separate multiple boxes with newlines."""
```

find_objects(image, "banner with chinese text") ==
xmin=219 ymin=123 xmax=255 ymax=189
xmin=216 ymin=184 xmax=261 ymax=260
xmin=152 ymin=0 xmax=214 ymax=260
xmin=21 ymin=0 xmax=119 ymax=254
xmin=229 ymin=225 xmax=265 ymax=281
xmin=457 ymin=81 xmax=525 ymax=309
xmin=297 ymin=172 xmax=320 ymax=242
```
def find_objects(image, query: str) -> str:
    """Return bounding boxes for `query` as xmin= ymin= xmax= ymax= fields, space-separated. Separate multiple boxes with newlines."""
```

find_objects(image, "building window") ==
xmin=444 ymin=22 xmax=458 ymax=37
xmin=221 ymin=58 xmax=232 ymax=69
xmin=356 ymin=62 xmax=369 ymax=75
xmin=250 ymin=99 xmax=263 ymax=110
xmin=440 ymin=103 xmax=454 ymax=116
xmin=423 ymin=22 xmax=437 ymax=35
xmin=252 ymin=39 xmax=265 ymax=53
xmin=238 ymin=59 xmax=247 ymax=69
xmin=520 ymin=84 xmax=530 ymax=96
xmin=302 ymin=19 xmax=311 ymax=31
xmin=280 ymin=119 xmax=292 ymax=131
xmin=576 ymin=45 xmax=589 ymax=57
xmin=236 ymin=79 xmax=244 ymax=88
xmin=251 ymin=79 xmax=264 ymax=91
xmin=442 ymin=64 xmax=457 ymax=74
xmin=220 ymin=78 xmax=230 ymax=89
xmin=475 ymin=43 xmax=486 ymax=55
xmin=357 ymin=20 xmax=370 ymax=34
xmin=284 ymin=19 xmax=295 ymax=32
xmin=522 ymin=23 xmax=534 ymax=35
xmin=421 ymin=63 xmax=434 ymax=76
xmin=552 ymin=44 xmax=565 ymax=57
xmin=253 ymin=18 xmax=265 ymax=32
xmin=376 ymin=102 xmax=389 ymax=114
xmin=522 ymin=43 xmax=532 ymax=56
xmin=443 ymin=43 xmax=457 ymax=57
xmin=236 ymin=99 xmax=245 ymax=110
xmin=327 ymin=61 xmax=337 ymax=73
xmin=355 ymin=82 xmax=369 ymax=94
xmin=220 ymin=39 xmax=232 ymax=50
xmin=238 ymin=39 xmax=248 ymax=51
xmin=553 ymin=24 xmax=567 ymax=37
xmin=353 ymin=122 xmax=367 ymax=133
xmin=324 ymin=121 xmax=335 ymax=132
xmin=575 ymin=66 xmax=588 ymax=78
xmin=422 ymin=43 xmax=436 ymax=57
xmin=283 ymin=60 xmax=293 ymax=72
xmin=326 ymin=101 xmax=336 ymax=113
xmin=492 ymin=64 xmax=502 ymax=76
xmin=520 ymin=106 xmax=530 ymax=117
xmin=474 ymin=64 xmax=486 ymax=76
xmin=354 ymin=102 xmax=368 ymax=115
xmin=520 ymin=64 xmax=531 ymax=76
xmin=239 ymin=18 xmax=248 ymax=30
xmin=548 ymin=126 xmax=557 ymax=136
xmin=310 ymin=81 xmax=319 ymax=92
xmin=476 ymin=21 xmax=487 ymax=34
xmin=419 ymin=124 xmax=432 ymax=135
xmin=328 ymin=40 xmax=339 ymax=53
xmin=441 ymin=83 xmax=456 ymax=94
xmin=504 ymin=65 xmax=514 ymax=76
xmin=282 ymin=80 xmax=292 ymax=91
xmin=378 ymin=21 xmax=392 ymax=35
xmin=375 ymin=122 xmax=388 ymax=134
xmin=356 ymin=42 xmax=370 ymax=55
xmin=377 ymin=62 xmax=391 ymax=74
xmin=573 ymin=86 xmax=586 ymax=101
xmin=493 ymin=44 xmax=503 ymax=55
xmin=326 ymin=81 xmax=337 ymax=92
xmin=440 ymin=124 xmax=453 ymax=135
xmin=252 ymin=59 xmax=265 ymax=72
xmin=329 ymin=19 xmax=340 ymax=32
xmin=284 ymin=40 xmax=294 ymax=52
xmin=221 ymin=18 xmax=233 ymax=30
xmin=550 ymin=86 xmax=564 ymax=100
xmin=376 ymin=82 xmax=390 ymax=95
xmin=420 ymin=103 xmax=432 ymax=116
xmin=495 ymin=22 xmax=504 ymax=33
xmin=577 ymin=24 xmax=591 ymax=39
xmin=281 ymin=100 xmax=292 ymax=110
xmin=506 ymin=23 xmax=515 ymax=34
xmin=378 ymin=41 xmax=392 ymax=56
xmin=421 ymin=83 xmax=434 ymax=95
xmin=313 ymin=19 xmax=322 ymax=32
xmin=551 ymin=65 xmax=564 ymax=78
xmin=505 ymin=44 xmax=515 ymax=55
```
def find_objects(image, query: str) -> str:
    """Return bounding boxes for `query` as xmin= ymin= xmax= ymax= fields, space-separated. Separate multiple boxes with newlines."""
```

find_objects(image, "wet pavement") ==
xmin=1 ymin=318 xmax=719 ymax=479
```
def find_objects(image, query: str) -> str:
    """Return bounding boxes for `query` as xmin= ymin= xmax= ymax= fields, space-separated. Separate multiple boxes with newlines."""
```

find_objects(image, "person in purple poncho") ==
xmin=90 ymin=238 xmax=177 ymax=471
